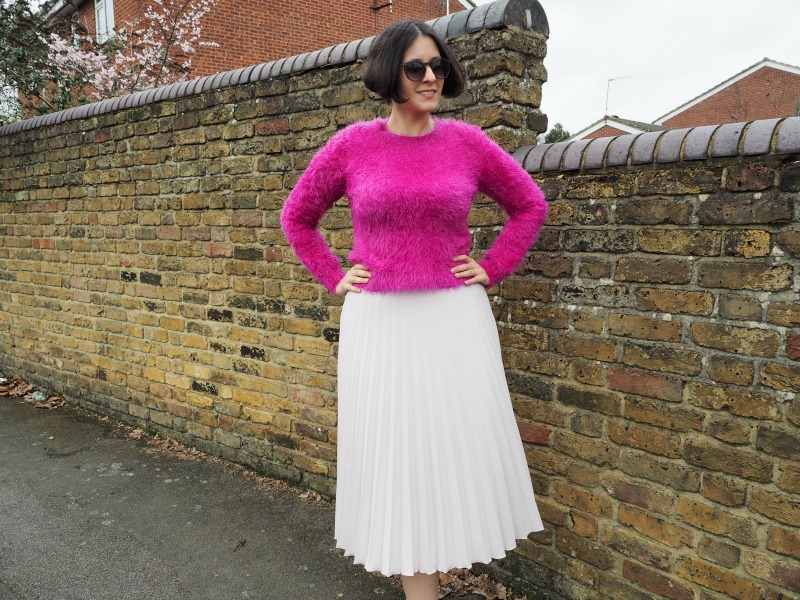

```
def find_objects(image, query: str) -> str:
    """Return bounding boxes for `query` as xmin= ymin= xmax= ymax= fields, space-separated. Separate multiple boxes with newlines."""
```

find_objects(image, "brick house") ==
xmin=569 ymin=58 xmax=800 ymax=140
xmin=44 ymin=0 xmax=468 ymax=77
xmin=568 ymin=115 xmax=667 ymax=140
xmin=655 ymin=58 xmax=800 ymax=128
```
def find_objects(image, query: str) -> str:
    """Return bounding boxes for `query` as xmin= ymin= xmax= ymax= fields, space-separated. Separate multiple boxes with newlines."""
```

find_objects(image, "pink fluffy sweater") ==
xmin=280 ymin=117 xmax=548 ymax=295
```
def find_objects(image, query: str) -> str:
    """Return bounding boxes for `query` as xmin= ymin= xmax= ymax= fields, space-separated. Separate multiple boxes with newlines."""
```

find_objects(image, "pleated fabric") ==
xmin=335 ymin=284 xmax=543 ymax=577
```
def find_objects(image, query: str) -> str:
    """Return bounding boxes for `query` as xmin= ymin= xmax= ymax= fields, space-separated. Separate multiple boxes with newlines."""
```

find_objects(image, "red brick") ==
xmin=744 ymin=550 xmax=800 ymax=594
xmin=676 ymin=556 xmax=762 ymax=600
xmin=677 ymin=497 xmax=758 ymax=545
xmin=608 ymin=313 xmax=682 ymax=342
xmin=608 ymin=365 xmax=683 ymax=402
xmin=601 ymin=472 xmax=675 ymax=515
xmin=767 ymin=526 xmax=800 ymax=560
xmin=623 ymin=560 xmax=694 ymax=600
xmin=517 ymin=421 xmax=550 ymax=445
xmin=788 ymin=331 xmax=800 ymax=360
xmin=205 ymin=242 xmax=233 ymax=257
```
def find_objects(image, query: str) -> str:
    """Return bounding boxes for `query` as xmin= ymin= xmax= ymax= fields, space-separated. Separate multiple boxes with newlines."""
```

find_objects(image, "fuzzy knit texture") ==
xmin=280 ymin=117 xmax=548 ymax=295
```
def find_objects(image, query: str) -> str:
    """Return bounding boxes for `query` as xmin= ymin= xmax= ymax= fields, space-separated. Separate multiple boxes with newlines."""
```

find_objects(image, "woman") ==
xmin=281 ymin=20 xmax=547 ymax=600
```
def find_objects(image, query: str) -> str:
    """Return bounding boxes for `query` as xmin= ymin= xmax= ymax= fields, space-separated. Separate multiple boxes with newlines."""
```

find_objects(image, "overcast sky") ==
xmin=475 ymin=0 xmax=799 ymax=135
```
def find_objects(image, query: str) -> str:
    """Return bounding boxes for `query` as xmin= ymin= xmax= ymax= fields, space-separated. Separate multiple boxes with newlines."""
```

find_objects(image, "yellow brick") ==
xmin=184 ymin=391 xmax=214 ymax=409
xmin=296 ymin=337 xmax=332 ymax=356
xmin=143 ymin=367 xmax=165 ymax=383
xmin=165 ymin=373 xmax=191 ymax=389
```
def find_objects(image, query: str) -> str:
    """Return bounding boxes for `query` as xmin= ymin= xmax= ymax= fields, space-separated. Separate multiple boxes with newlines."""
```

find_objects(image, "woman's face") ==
xmin=394 ymin=34 xmax=443 ymax=116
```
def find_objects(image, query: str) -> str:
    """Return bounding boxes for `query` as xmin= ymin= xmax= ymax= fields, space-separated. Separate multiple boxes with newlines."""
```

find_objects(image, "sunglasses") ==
xmin=400 ymin=58 xmax=451 ymax=82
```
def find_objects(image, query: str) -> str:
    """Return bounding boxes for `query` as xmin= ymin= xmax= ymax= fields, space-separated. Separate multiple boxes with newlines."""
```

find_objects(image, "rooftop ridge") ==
xmin=514 ymin=116 xmax=800 ymax=173
xmin=0 ymin=0 xmax=547 ymax=138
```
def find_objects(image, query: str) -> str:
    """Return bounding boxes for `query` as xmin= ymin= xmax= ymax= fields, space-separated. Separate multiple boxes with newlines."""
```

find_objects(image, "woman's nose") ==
xmin=422 ymin=64 xmax=436 ymax=82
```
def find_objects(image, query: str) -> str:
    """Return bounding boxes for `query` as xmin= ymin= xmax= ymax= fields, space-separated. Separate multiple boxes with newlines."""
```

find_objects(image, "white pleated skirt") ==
xmin=335 ymin=284 xmax=543 ymax=577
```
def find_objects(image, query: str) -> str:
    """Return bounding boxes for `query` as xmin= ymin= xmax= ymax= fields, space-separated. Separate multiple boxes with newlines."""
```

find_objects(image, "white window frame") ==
xmin=94 ymin=0 xmax=115 ymax=43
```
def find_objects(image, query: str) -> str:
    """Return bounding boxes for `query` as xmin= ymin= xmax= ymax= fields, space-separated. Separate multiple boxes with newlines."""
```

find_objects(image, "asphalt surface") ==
xmin=0 ymin=396 xmax=408 ymax=600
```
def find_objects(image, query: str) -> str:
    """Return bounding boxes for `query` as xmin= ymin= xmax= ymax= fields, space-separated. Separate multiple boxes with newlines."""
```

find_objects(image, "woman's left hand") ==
xmin=451 ymin=255 xmax=489 ymax=286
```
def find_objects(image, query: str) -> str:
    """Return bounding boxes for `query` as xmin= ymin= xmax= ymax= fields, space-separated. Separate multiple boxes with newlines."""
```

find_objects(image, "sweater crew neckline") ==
xmin=378 ymin=117 xmax=441 ymax=140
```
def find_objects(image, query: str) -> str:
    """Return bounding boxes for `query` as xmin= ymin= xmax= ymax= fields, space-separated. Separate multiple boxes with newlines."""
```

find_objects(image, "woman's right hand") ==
xmin=336 ymin=264 xmax=371 ymax=296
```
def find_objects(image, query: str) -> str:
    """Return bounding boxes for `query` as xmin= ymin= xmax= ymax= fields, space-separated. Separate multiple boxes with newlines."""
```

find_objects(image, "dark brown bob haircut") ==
xmin=362 ymin=20 xmax=466 ymax=104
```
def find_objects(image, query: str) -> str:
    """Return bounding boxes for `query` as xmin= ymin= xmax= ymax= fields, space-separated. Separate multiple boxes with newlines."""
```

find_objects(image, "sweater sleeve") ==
xmin=472 ymin=128 xmax=549 ymax=288
xmin=280 ymin=130 xmax=349 ymax=295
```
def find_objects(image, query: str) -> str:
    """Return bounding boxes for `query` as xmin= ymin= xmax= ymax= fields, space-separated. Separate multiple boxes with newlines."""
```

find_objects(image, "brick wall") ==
xmin=73 ymin=0 xmax=462 ymax=77
xmin=662 ymin=66 xmax=800 ymax=129
xmin=583 ymin=124 xmax=629 ymax=139
xmin=2 ymin=2 xmax=799 ymax=597
xmin=495 ymin=122 xmax=800 ymax=599
xmin=0 ymin=0 xmax=547 ymax=494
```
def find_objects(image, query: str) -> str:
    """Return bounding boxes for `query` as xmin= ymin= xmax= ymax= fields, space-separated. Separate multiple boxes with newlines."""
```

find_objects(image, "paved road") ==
xmin=0 ymin=397 xmax=406 ymax=600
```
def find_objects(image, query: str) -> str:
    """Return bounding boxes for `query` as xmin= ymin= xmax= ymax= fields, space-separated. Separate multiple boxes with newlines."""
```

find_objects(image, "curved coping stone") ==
xmin=542 ymin=140 xmax=570 ymax=171
xmin=185 ymin=78 xmax=203 ymax=96
xmin=174 ymin=81 xmax=193 ymax=100
xmin=682 ymin=124 xmax=718 ymax=160
xmin=631 ymin=130 xmax=666 ymax=165
xmin=561 ymin=138 xmax=592 ymax=171
xmin=280 ymin=55 xmax=298 ymax=76
xmin=431 ymin=16 xmax=449 ymax=39
xmin=229 ymin=67 xmax=249 ymax=85
xmin=52 ymin=108 xmax=70 ymax=124
xmin=521 ymin=116 xmax=800 ymax=174
xmin=86 ymin=100 xmax=102 ymax=117
xmin=219 ymin=70 xmax=236 ymax=87
xmin=711 ymin=122 xmax=746 ymax=158
xmin=240 ymin=64 xmax=258 ymax=84
xmin=741 ymin=117 xmax=781 ymax=156
xmin=511 ymin=145 xmax=532 ymax=164
xmin=268 ymin=59 xmax=285 ymax=79
xmin=522 ymin=144 xmax=549 ymax=173
xmin=466 ymin=2 xmax=493 ymax=33
xmin=329 ymin=42 xmax=348 ymax=65
xmin=0 ymin=0 xmax=549 ymax=136
xmin=655 ymin=127 xmax=691 ymax=163
xmin=152 ymin=85 xmax=171 ymax=102
xmin=491 ymin=0 xmax=547 ymax=34
xmin=447 ymin=9 xmax=471 ymax=39
xmin=252 ymin=62 xmax=272 ymax=82
xmin=291 ymin=53 xmax=311 ymax=73
xmin=316 ymin=46 xmax=334 ymax=67
xmin=303 ymin=51 xmax=321 ymax=72
xmin=106 ymin=97 xmax=123 ymax=113
xmin=196 ymin=75 xmax=214 ymax=93
xmin=775 ymin=116 xmax=800 ymax=154
xmin=581 ymin=137 xmax=613 ymax=170
xmin=357 ymin=36 xmax=375 ymax=60
xmin=607 ymin=134 xmax=639 ymax=167
xmin=164 ymin=82 xmax=182 ymax=100
xmin=341 ymin=40 xmax=361 ymax=64
xmin=131 ymin=90 xmax=149 ymax=107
